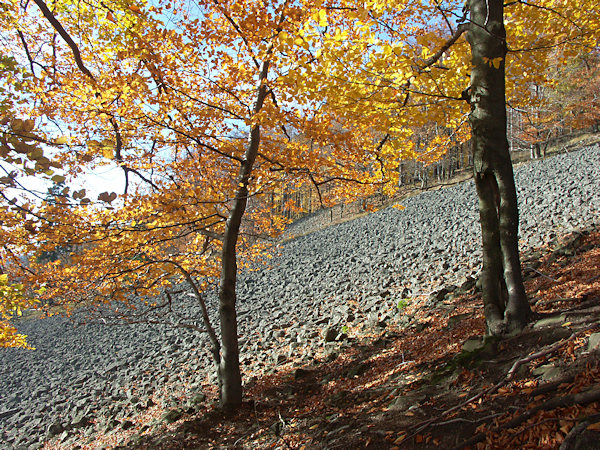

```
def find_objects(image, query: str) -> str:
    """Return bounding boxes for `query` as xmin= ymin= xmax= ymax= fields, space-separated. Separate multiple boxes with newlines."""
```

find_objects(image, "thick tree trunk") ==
xmin=466 ymin=0 xmax=532 ymax=335
xmin=218 ymin=56 xmax=272 ymax=410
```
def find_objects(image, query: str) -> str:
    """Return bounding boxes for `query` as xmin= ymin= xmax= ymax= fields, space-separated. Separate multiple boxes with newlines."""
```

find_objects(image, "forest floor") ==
xmin=39 ymin=134 xmax=600 ymax=449
xmin=62 ymin=224 xmax=600 ymax=449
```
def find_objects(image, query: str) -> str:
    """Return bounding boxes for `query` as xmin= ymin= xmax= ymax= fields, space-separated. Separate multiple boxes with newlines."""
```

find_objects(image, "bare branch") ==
xmin=16 ymin=29 xmax=36 ymax=74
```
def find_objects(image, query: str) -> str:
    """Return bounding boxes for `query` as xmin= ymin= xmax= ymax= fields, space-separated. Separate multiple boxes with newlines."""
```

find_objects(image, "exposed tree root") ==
xmin=408 ymin=324 xmax=598 ymax=441
xmin=559 ymin=413 xmax=600 ymax=450
xmin=455 ymin=388 xmax=600 ymax=449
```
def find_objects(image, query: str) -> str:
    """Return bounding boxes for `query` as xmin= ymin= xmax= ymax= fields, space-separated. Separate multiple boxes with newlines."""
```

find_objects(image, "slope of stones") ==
xmin=0 ymin=146 xmax=598 ymax=448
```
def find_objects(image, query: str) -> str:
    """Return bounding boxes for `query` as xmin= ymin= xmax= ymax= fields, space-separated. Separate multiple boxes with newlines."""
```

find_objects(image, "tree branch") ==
xmin=420 ymin=23 xmax=469 ymax=71
xmin=32 ymin=0 xmax=95 ymax=81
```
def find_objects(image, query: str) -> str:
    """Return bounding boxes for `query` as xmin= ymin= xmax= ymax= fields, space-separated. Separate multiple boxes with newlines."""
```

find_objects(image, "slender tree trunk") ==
xmin=218 ymin=55 xmax=272 ymax=410
xmin=466 ymin=0 xmax=532 ymax=335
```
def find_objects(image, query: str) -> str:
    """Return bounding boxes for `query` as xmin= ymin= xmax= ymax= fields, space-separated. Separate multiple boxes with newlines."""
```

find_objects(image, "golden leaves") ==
xmin=312 ymin=9 xmax=328 ymax=28
xmin=483 ymin=56 xmax=503 ymax=69
xmin=0 ymin=274 xmax=38 ymax=349
xmin=87 ymin=139 xmax=115 ymax=159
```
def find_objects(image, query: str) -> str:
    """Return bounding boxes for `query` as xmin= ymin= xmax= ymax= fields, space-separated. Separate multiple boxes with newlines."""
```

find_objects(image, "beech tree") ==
xmin=466 ymin=0 xmax=530 ymax=334
xmin=1 ymin=0 xmax=383 ymax=409
xmin=302 ymin=0 xmax=599 ymax=334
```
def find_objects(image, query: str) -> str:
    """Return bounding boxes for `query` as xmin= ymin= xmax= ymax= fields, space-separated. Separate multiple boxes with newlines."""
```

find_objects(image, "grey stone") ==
xmin=120 ymin=419 xmax=135 ymax=430
xmin=47 ymin=422 xmax=64 ymax=437
xmin=0 ymin=408 xmax=20 ymax=420
xmin=588 ymin=333 xmax=600 ymax=352
xmin=447 ymin=313 xmax=471 ymax=328
xmin=532 ymin=364 xmax=562 ymax=381
xmin=533 ymin=314 xmax=567 ymax=328
xmin=162 ymin=409 xmax=183 ymax=424
xmin=428 ymin=288 xmax=449 ymax=304
xmin=190 ymin=393 xmax=206 ymax=405
xmin=462 ymin=338 xmax=484 ymax=353
xmin=323 ymin=327 xmax=338 ymax=343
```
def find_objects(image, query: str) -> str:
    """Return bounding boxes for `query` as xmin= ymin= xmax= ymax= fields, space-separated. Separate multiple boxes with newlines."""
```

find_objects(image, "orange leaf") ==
xmin=394 ymin=433 xmax=406 ymax=444
xmin=587 ymin=421 xmax=600 ymax=431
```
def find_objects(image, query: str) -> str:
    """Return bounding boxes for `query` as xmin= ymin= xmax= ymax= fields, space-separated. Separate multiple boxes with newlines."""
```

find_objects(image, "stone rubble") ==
xmin=0 ymin=145 xmax=598 ymax=448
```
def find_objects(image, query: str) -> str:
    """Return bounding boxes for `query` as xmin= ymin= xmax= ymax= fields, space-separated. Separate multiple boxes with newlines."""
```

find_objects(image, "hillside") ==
xmin=0 ymin=145 xmax=599 ymax=449
xmin=131 ymin=226 xmax=600 ymax=449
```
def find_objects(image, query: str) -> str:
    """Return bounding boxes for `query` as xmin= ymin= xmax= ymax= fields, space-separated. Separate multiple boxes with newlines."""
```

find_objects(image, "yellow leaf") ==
xmin=313 ymin=9 xmax=327 ymax=27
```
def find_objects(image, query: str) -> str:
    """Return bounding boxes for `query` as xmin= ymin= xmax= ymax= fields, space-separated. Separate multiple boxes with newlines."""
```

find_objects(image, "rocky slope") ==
xmin=0 ymin=146 xmax=599 ymax=449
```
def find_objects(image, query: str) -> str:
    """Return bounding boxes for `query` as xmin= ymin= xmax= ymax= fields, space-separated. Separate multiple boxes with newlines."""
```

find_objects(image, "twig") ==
xmin=528 ymin=375 xmax=575 ymax=398
xmin=508 ymin=417 xmax=577 ymax=444
xmin=430 ymin=412 xmax=503 ymax=428
xmin=535 ymin=297 xmax=578 ymax=306
xmin=524 ymin=266 xmax=558 ymax=282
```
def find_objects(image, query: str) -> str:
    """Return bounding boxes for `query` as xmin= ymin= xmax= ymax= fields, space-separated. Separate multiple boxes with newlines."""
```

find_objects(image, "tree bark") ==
xmin=466 ymin=0 xmax=532 ymax=335
xmin=218 ymin=55 xmax=272 ymax=410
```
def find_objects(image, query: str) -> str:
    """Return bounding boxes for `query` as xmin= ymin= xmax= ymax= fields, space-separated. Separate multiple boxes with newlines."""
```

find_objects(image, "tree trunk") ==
xmin=218 ymin=56 xmax=272 ymax=410
xmin=466 ymin=0 xmax=532 ymax=335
